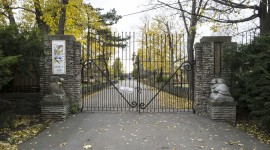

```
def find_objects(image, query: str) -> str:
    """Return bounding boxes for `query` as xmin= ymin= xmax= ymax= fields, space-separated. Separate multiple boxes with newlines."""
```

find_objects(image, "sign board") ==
xmin=119 ymin=86 xmax=134 ymax=94
xmin=52 ymin=40 xmax=66 ymax=74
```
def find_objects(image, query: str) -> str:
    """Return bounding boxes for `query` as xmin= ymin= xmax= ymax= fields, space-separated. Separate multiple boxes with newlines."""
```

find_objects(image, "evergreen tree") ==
xmin=0 ymin=49 xmax=17 ymax=90
xmin=224 ymin=35 xmax=270 ymax=130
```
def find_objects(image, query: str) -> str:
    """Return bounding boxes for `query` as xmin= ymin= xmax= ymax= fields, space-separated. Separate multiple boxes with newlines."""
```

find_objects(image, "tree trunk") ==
xmin=58 ymin=0 xmax=68 ymax=34
xmin=3 ymin=0 xmax=17 ymax=26
xmin=187 ymin=0 xmax=198 ymax=102
xmin=187 ymin=31 xmax=196 ymax=100
xmin=102 ymin=48 xmax=110 ymax=78
xmin=259 ymin=0 xmax=270 ymax=35
xmin=33 ymin=0 xmax=49 ymax=34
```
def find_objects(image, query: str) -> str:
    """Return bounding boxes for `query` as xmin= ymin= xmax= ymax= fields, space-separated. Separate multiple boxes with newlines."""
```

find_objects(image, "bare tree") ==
xmin=154 ymin=0 xmax=209 ymax=101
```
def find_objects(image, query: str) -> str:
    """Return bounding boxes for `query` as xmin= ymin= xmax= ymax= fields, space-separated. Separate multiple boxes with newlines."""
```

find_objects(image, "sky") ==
xmin=87 ymin=0 xmax=217 ymax=40
xmin=87 ymin=0 xmax=148 ymax=32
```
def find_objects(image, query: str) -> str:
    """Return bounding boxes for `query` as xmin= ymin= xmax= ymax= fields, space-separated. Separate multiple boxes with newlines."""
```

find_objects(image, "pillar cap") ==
xmin=194 ymin=42 xmax=202 ymax=48
xmin=45 ymin=35 xmax=76 ymax=41
xmin=200 ymin=36 xmax=231 ymax=43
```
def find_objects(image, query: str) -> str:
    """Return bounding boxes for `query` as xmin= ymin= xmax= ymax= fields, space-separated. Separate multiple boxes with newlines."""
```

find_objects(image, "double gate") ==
xmin=81 ymin=32 xmax=194 ymax=112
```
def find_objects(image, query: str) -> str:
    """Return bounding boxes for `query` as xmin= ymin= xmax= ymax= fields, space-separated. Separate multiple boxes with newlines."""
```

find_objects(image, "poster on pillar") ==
xmin=52 ymin=40 xmax=66 ymax=74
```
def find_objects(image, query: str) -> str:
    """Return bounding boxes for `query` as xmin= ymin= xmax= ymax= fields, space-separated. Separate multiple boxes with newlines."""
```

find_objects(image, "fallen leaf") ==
xmin=83 ymin=144 xmax=92 ymax=149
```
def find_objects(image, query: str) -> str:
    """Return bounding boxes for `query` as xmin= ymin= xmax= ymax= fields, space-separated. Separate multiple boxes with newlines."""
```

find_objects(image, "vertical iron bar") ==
xmin=138 ymin=33 xmax=143 ymax=113
xmin=121 ymin=32 xmax=123 ymax=111
xmin=112 ymin=32 xmax=116 ymax=111
xmin=150 ymin=33 xmax=153 ymax=112
xmin=86 ymin=33 xmax=90 ymax=111
xmin=153 ymin=34 xmax=156 ymax=112
xmin=246 ymin=32 xmax=248 ymax=45
xmin=164 ymin=33 xmax=167 ymax=112
xmin=116 ymin=32 xmax=119 ymax=111
xmin=133 ymin=32 xmax=136 ymax=112
xmin=154 ymin=34 xmax=160 ymax=112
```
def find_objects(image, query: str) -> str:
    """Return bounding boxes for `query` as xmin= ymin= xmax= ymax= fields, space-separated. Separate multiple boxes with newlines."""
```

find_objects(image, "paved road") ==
xmin=19 ymin=112 xmax=269 ymax=150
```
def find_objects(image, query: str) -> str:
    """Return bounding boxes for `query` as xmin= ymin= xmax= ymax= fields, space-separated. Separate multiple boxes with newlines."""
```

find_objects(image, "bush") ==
xmin=0 ymin=25 xmax=43 ymax=76
xmin=0 ymin=49 xmax=18 ymax=90
xmin=0 ymin=111 xmax=15 ymax=129
xmin=224 ymin=35 xmax=270 ymax=130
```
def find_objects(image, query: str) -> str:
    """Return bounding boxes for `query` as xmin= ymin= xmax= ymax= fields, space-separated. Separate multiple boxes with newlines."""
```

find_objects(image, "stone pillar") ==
xmin=194 ymin=43 xmax=204 ymax=113
xmin=194 ymin=36 xmax=234 ymax=115
xmin=40 ymin=35 xmax=81 ymax=120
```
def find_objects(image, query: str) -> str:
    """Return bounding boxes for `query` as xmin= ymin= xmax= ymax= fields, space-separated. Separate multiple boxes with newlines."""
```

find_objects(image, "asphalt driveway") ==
xmin=19 ymin=112 xmax=269 ymax=150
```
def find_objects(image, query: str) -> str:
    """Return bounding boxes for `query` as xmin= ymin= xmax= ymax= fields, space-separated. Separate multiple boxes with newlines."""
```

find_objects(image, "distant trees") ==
xmin=136 ymin=17 xmax=185 ymax=83
xmin=112 ymin=58 xmax=123 ymax=79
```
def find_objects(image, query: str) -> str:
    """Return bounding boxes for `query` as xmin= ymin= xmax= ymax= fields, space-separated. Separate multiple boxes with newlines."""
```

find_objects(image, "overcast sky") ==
xmin=87 ymin=0 xmax=149 ymax=32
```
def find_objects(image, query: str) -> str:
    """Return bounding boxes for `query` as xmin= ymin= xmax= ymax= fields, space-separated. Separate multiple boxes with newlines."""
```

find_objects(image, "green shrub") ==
xmin=70 ymin=104 xmax=78 ymax=114
xmin=224 ymin=35 xmax=270 ymax=130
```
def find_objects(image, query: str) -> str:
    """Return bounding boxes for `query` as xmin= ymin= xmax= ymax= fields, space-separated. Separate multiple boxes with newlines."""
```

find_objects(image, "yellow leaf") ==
xmin=83 ymin=144 xmax=92 ymax=149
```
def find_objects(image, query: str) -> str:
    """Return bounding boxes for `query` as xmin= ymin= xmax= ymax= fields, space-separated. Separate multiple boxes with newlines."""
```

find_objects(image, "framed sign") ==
xmin=119 ymin=86 xmax=134 ymax=94
xmin=52 ymin=40 xmax=66 ymax=74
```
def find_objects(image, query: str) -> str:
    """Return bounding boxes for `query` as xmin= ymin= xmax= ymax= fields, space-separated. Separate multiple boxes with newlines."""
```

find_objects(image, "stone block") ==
xmin=207 ymin=99 xmax=237 ymax=122
xmin=41 ymin=101 xmax=69 ymax=121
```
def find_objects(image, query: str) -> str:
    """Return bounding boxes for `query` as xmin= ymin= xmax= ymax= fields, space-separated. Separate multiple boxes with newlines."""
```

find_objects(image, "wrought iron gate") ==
xmin=81 ymin=32 xmax=193 ymax=112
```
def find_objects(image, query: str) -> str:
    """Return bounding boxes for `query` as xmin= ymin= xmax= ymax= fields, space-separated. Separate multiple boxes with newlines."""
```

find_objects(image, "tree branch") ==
xmin=212 ymin=0 xmax=259 ymax=10
xmin=0 ymin=11 xmax=8 ymax=18
xmin=10 ymin=7 xmax=35 ymax=13
xmin=176 ymin=0 xmax=189 ymax=35
xmin=157 ymin=0 xmax=259 ymax=24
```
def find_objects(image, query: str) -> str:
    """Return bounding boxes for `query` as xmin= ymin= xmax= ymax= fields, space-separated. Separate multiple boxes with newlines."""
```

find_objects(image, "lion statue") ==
xmin=210 ymin=78 xmax=234 ymax=102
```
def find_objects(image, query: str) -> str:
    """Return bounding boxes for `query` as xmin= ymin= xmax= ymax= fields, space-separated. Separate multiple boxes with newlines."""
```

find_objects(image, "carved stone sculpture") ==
xmin=47 ymin=76 xmax=65 ymax=95
xmin=210 ymin=78 xmax=234 ymax=102
xmin=43 ymin=76 xmax=67 ymax=103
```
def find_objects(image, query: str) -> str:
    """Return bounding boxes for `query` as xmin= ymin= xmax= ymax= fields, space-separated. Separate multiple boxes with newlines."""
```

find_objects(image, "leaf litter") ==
xmin=0 ymin=115 xmax=51 ymax=150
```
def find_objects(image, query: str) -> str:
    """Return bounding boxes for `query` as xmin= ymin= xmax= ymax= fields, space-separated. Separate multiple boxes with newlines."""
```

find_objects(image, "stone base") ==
xmin=41 ymin=101 xmax=69 ymax=121
xmin=207 ymin=99 xmax=237 ymax=122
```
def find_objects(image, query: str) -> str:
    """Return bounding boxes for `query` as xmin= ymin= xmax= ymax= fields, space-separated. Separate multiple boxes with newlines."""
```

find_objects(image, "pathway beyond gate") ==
xmin=19 ymin=112 xmax=269 ymax=150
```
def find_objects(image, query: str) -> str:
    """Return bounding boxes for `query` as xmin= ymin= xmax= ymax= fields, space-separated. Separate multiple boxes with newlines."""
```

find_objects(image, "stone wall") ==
xmin=194 ymin=36 xmax=234 ymax=115
xmin=40 ymin=35 xmax=81 ymax=120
